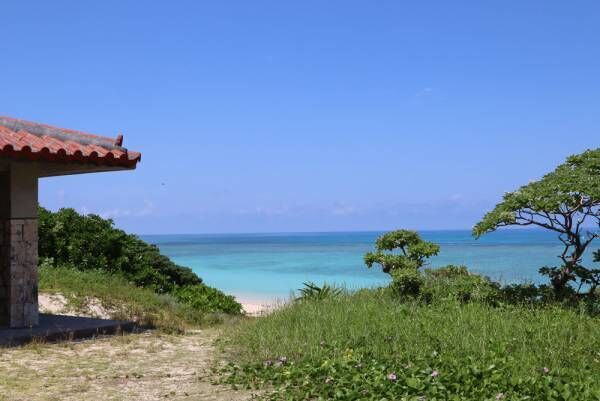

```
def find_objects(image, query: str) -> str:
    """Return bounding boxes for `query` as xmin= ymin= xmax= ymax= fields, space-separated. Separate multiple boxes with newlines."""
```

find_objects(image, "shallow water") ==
xmin=142 ymin=230 xmax=595 ymax=300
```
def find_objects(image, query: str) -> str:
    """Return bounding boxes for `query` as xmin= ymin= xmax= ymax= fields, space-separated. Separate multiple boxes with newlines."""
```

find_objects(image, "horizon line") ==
xmin=137 ymin=227 xmax=551 ymax=237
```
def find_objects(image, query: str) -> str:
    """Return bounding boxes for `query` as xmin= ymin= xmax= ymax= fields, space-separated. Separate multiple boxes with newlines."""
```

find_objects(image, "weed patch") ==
xmin=222 ymin=290 xmax=600 ymax=400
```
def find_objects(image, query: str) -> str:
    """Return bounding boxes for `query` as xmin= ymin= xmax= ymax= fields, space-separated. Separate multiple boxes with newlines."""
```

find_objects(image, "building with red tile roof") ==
xmin=0 ymin=116 xmax=141 ymax=169
xmin=0 ymin=116 xmax=141 ymax=328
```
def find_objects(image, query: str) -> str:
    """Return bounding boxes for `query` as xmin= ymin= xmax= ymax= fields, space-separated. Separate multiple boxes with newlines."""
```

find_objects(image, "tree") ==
xmin=364 ymin=230 xmax=440 ymax=274
xmin=473 ymin=148 xmax=600 ymax=294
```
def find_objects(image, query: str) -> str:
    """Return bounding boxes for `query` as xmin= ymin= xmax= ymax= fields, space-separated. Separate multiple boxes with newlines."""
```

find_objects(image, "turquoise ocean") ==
xmin=142 ymin=230 xmax=595 ymax=300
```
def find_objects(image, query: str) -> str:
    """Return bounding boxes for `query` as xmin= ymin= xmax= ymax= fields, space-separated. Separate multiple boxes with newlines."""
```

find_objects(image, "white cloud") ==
xmin=96 ymin=199 xmax=155 ymax=219
xmin=99 ymin=208 xmax=131 ymax=219
xmin=415 ymin=87 xmax=433 ymax=97
xmin=135 ymin=199 xmax=155 ymax=217
xmin=331 ymin=202 xmax=358 ymax=216
xmin=449 ymin=193 xmax=463 ymax=202
xmin=411 ymin=87 xmax=435 ymax=104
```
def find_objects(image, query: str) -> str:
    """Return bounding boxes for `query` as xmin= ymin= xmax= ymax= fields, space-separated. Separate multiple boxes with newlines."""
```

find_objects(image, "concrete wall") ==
xmin=0 ymin=162 xmax=39 ymax=327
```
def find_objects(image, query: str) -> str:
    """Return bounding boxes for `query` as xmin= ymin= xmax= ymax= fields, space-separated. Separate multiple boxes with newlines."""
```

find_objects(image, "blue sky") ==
xmin=1 ymin=1 xmax=599 ymax=234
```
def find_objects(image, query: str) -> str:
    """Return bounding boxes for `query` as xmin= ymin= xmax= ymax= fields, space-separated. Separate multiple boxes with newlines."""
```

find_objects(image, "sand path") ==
xmin=0 ymin=329 xmax=257 ymax=401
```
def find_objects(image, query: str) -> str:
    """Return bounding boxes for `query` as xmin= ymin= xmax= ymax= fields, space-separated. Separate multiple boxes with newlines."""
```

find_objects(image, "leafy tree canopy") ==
xmin=364 ymin=230 xmax=440 ymax=274
xmin=39 ymin=207 xmax=202 ymax=293
xmin=473 ymin=148 xmax=600 ymax=292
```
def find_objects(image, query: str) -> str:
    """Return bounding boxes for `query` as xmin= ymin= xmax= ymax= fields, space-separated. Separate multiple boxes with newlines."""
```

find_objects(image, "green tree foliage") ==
xmin=420 ymin=265 xmax=500 ymax=305
xmin=473 ymin=148 xmax=600 ymax=294
xmin=39 ymin=207 xmax=201 ymax=293
xmin=389 ymin=268 xmax=423 ymax=296
xmin=364 ymin=230 xmax=440 ymax=274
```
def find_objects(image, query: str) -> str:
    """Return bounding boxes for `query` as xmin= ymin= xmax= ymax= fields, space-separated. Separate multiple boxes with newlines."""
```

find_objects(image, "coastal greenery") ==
xmin=364 ymin=230 xmax=440 ymax=274
xmin=473 ymin=148 xmax=600 ymax=294
xmin=222 ymin=223 xmax=600 ymax=399
xmin=38 ymin=206 xmax=242 ymax=318
xmin=39 ymin=206 xmax=201 ymax=292
xmin=296 ymin=282 xmax=343 ymax=302
xmin=35 ymin=148 xmax=600 ymax=398
xmin=223 ymin=271 xmax=600 ymax=400
xmin=173 ymin=284 xmax=242 ymax=315
xmin=39 ymin=265 xmax=204 ymax=332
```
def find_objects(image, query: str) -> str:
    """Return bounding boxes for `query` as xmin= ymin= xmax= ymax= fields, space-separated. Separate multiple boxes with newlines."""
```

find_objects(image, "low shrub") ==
xmin=173 ymin=284 xmax=243 ymax=315
xmin=498 ymin=283 xmax=543 ymax=305
xmin=390 ymin=269 xmax=423 ymax=297
xmin=582 ymin=292 xmax=600 ymax=316
xmin=420 ymin=266 xmax=500 ymax=305
xmin=425 ymin=264 xmax=470 ymax=278
xmin=388 ymin=265 xmax=500 ymax=305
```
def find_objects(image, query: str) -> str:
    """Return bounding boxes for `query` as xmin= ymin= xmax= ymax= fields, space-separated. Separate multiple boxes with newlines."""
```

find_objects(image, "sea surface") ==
xmin=142 ymin=230 xmax=594 ymax=300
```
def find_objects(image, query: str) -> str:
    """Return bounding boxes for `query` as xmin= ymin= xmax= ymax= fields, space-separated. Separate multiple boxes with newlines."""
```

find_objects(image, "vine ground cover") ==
xmin=222 ymin=290 xmax=600 ymax=400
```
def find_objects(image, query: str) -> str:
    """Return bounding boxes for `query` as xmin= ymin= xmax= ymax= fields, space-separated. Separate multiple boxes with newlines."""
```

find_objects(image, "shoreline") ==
xmin=236 ymin=295 xmax=289 ymax=316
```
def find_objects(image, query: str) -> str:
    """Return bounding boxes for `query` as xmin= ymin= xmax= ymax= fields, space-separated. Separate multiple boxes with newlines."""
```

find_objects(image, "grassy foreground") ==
xmin=222 ymin=290 xmax=600 ymax=400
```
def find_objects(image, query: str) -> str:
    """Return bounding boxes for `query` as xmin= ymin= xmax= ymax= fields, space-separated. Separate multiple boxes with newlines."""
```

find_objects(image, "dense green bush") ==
xmin=39 ymin=207 xmax=201 ymax=293
xmin=498 ymin=282 xmax=541 ymax=304
xmin=388 ymin=264 xmax=600 ymax=311
xmin=173 ymin=284 xmax=242 ymax=315
xmin=420 ymin=265 xmax=501 ymax=305
xmin=425 ymin=264 xmax=470 ymax=278
xmin=388 ymin=265 xmax=500 ymax=305
xmin=389 ymin=269 xmax=423 ymax=297
xmin=38 ymin=207 xmax=242 ymax=316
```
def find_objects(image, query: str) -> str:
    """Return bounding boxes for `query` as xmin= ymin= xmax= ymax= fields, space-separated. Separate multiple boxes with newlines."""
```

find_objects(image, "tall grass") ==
xmin=40 ymin=266 xmax=206 ymax=332
xmin=224 ymin=290 xmax=600 ymax=400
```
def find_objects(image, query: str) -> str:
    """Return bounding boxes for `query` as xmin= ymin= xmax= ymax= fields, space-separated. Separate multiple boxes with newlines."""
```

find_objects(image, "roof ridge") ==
xmin=0 ymin=116 xmax=124 ymax=151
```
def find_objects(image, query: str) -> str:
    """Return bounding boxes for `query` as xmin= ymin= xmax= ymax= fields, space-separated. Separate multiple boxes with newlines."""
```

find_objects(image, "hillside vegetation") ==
xmin=223 ymin=270 xmax=600 ymax=400
xmin=39 ymin=266 xmax=204 ymax=332
xmin=38 ymin=207 xmax=242 ymax=327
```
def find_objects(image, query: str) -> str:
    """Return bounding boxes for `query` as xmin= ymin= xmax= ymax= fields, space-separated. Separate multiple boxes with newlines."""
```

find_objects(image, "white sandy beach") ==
xmin=238 ymin=296 xmax=287 ymax=316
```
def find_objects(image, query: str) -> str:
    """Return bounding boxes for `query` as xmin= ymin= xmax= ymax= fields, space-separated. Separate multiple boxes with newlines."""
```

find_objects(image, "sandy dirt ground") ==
xmin=0 ymin=329 xmax=257 ymax=401
xmin=38 ymin=293 xmax=113 ymax=319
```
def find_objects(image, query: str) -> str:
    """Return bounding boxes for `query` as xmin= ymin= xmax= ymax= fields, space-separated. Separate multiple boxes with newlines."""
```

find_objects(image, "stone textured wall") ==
xmin=0 ymin=218 xmax=7 ymax=324
xmin=0 ymin=218 xmax=38 ymax=327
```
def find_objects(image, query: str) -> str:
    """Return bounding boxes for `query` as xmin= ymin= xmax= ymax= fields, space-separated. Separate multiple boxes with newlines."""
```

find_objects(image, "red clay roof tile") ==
xmin=0 ymin=116 xmax=141 ymax=168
